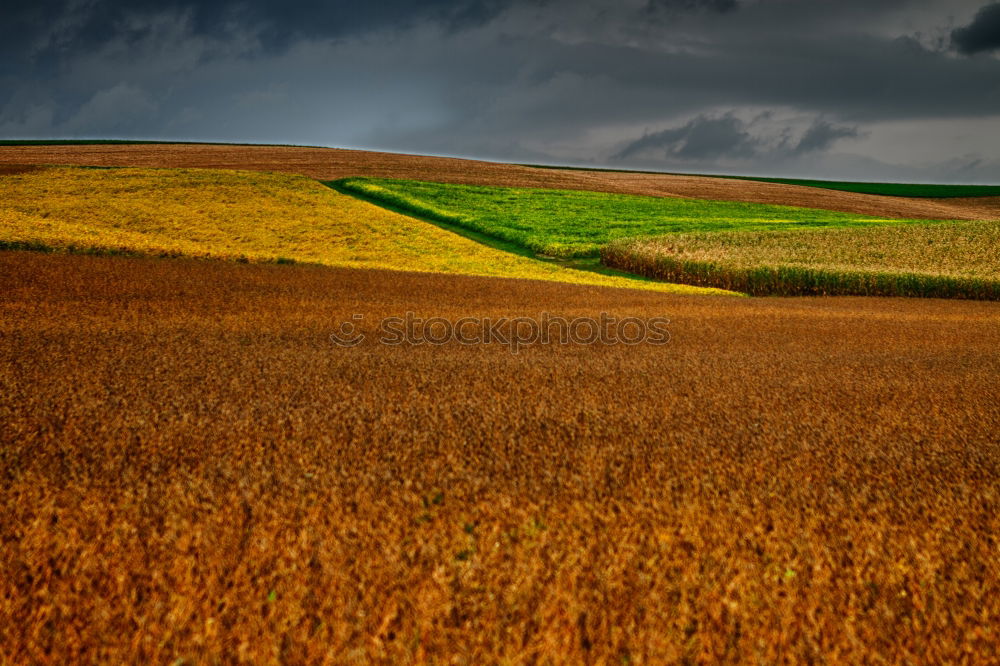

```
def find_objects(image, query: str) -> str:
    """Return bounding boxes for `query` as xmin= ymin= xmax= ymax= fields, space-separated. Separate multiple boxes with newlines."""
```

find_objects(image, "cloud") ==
xmin=1 ymin=0 xmax=516 ymax=65
xmin=0 ymin=102 xmax=55 ymax=137
xmin=792 ymin=119 xmax=861 ymax=155
xmin=63 ymin=83 xmax=158 ymax=134
xmin=952 ymin=2 xmax=1000 ymax=54
xmin=613 ymin=113 xmax=758 ymax=161
xmin=644 ymin=0 xmax=739 ymax=15
xmin=2 ymin=0 xmax=999 ymax=182
xmin=612 ymin=113 xmax=862 ymax=164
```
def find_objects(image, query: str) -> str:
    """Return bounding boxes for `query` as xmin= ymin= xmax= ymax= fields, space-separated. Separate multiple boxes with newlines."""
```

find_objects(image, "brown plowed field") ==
xmin=3 ymin=251 xmax=1000 ymax=662
xmin=2 ymin=142 xmax=999 ymax=220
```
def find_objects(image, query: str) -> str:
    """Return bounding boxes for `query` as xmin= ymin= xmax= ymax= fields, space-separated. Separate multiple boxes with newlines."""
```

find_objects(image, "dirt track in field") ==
xmin=2 ymin=142 xmax=999 ymax=221
xmin=2 ymin=251 xmax=1000 ymax=662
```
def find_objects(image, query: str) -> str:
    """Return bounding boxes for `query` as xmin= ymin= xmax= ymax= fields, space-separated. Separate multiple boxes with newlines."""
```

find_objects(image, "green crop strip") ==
xmin=334 ymin=177 xmax=949 ymax=259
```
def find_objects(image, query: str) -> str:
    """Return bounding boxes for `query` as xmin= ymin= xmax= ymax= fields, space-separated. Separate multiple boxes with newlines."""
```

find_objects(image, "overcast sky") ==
xmin=3 ymin=0 xmax=1000 ymax=182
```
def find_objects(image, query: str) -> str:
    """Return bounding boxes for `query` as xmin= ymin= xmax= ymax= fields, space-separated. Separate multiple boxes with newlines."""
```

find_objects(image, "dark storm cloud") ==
xmin=613 ymin=115 xmax=861 ymax=162
xmin=614 ymin=114 xmax=758 ymax=161
xmin=952 ymin=2 xmax=1000 ymax=54
xmin=2 ymin=0 xmax=999 ymax=181
xmin=1 ymin=0 xmax=514 ymax=62
xmin=472 ymin=29 xmax=1000 ymax=128
xmin=644 ymin=0 xmax=739 ymax=16
xmin=0 ymin=0 xmax=520 ymax=128
xmin=792 ymin=120 xmax=861 ymax=156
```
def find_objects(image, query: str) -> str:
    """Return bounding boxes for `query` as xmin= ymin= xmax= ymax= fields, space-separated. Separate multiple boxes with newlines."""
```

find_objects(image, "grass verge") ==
xmin=602 ymin=221 xmax=1000 ymax=299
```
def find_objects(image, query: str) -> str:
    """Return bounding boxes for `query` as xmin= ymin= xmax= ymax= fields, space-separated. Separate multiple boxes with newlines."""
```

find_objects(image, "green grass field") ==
xmin=335 ymin=177 xmax=947 ymax=258
xmin=602 ymin=221 xmax=1000 ymax=299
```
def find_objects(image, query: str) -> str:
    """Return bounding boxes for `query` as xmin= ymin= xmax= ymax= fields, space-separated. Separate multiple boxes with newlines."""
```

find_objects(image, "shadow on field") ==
xmin=324 ymin=178 xmax=672 ymax=288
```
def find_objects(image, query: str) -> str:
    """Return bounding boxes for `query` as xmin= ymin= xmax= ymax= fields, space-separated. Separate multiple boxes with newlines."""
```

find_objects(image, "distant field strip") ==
xmin=0 ymin=166 xmax=725 ymax=294
xmin=602 ymin=221 xmax=1000 ymax=299
xmin=522 ymin=165 xmax=1000 ymax=199
xmin=336 ymin=177 xmax=945 ymax=259
xmin=736 ymin=177 xmax=1000 ymax=199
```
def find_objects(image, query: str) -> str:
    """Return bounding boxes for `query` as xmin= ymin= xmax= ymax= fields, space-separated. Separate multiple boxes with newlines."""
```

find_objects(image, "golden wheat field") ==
xmin=3 ymin=251 xmax=1000 ymax=663
xmin=611 ymin=221 xmax=1000 ymax=278
xmin=602 ymin=221 xmax=1000 ymax=299
xmin=0 ymin=166 xmax=719 ymax=295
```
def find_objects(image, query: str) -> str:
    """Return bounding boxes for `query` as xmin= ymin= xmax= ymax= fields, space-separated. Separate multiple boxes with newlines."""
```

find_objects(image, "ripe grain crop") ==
xmin=0 ymin=166 xmax=723 ymax=295
xmin=2 ymin=251 xmax=1000 ymax=663
xmin=2 ymin=142 xmax=999 ymax=220
xmin=337 ymin=177 xmax=944 ymax=259
xmin=602 ymin=221 xmax=1000 ymax=299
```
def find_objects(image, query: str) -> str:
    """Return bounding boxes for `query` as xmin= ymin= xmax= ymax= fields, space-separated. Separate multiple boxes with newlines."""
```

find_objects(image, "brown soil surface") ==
xmin=2 ymin=142 xmax=998 ymax=220
xmin=3 ymin=251 xmax=999 ymax=662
